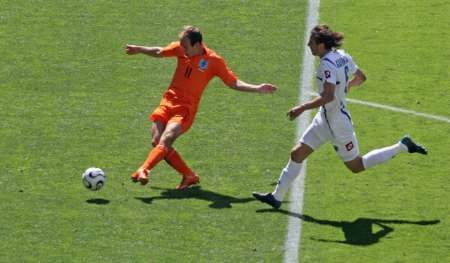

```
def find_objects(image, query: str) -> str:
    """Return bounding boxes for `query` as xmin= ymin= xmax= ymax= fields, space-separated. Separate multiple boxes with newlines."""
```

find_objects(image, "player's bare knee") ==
xmin=346 ymin=162 xmax=365 ymax=173
xmin=345 ymin=157 xmax=365 ymax=174
xmin=160 ymin=133 xmax=176 ymax=148
xmin=290 ymin=143 xmax=312 ymax=163
xmin=290 ymin=149 xmax=305 ymax=163
xmin=348 ymin=166 xmax=364 ymax=174
xmin=159 ymin=138 xmax=172 ymax=148
xmin=151 ymin=135 xmax=161 ymax=147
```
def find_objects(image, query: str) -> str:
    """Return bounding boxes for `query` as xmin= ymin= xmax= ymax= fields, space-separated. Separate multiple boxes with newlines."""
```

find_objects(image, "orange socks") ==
xmin=141 ymin=144 xmax=194 ymax=177
xmin=141 ymin=144 xmax=167 ymax=171
xmin=165 ymin=148 xmax=195 ymax=177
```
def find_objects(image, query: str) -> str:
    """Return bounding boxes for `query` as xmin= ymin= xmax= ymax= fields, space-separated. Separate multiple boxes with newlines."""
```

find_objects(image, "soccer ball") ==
xmin=82 ymin=167 xmax=106 ymax=191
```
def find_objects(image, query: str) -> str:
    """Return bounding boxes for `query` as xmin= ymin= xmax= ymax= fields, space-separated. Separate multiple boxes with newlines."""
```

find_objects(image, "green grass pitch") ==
xmin=0 ymin=0 xmax=448 ymax=262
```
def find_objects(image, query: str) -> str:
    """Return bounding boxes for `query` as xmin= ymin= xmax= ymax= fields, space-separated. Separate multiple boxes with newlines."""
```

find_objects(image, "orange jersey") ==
xmin=159 ymin=42 xmax=238 ymax=114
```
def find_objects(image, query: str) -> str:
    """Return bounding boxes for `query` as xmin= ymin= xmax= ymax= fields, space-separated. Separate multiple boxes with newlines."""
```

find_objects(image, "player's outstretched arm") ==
xmin=347 ymin=69 xmax=366 ymax=91
xmin=125 ymin=44 xmax=163 ymax=58
xmin=229 ymin=79 xmax=277 ymax=94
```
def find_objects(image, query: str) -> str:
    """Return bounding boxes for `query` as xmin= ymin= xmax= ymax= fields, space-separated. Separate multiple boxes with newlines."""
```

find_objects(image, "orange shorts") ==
xmin=150 ymin=104 xmax=195 ymax=132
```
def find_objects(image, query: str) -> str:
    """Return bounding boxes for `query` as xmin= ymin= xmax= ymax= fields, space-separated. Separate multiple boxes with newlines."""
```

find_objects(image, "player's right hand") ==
xmin=125 ymin=44 xmax=140 ymax=55
xmin=287 ymin=105 xmax=305 ymax=120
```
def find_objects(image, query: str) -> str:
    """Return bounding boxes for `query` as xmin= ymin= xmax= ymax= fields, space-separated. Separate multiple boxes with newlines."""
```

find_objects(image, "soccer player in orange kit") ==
xmin=126 ymin=26 xmax=277 ymax=189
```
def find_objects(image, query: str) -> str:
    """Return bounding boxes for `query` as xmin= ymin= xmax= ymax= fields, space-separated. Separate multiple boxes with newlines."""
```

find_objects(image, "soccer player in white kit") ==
xmin=253 ymin=25 xmax=427 ymax=209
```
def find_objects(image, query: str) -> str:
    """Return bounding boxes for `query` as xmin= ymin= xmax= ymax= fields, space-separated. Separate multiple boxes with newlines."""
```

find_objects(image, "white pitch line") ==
xmin=283 ymin=0 xmax=319 ymax=262
xmin=307 ymin=91 xmax=450 ymax=124
xmin=347 ymin=98 xmax=450 ymax=124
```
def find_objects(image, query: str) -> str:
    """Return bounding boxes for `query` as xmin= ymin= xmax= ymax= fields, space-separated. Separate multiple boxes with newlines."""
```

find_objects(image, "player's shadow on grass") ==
xmin=86 ymin=198 xmax=110 ymax=205
xmin=257 ymin=209 xmax=440 ymax=246
xmin=135 ymin=186 xmax=254 ymax=209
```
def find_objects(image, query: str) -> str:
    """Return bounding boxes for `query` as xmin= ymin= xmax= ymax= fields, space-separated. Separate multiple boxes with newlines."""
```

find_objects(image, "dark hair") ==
xmin=310 ymin=24 xmax=344 ymax=49
xmin=180 ymin=25 xmax=203 ymax=46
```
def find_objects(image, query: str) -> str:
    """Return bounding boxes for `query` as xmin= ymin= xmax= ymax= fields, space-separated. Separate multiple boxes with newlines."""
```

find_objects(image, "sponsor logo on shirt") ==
xmin=199 ymin=58 xmax=208 ymax=72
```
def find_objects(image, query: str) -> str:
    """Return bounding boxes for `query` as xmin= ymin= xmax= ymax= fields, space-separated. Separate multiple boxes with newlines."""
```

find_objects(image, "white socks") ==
xmin=362 ymin=142 xmax=408 ymax=169
xmin=270 ymin=142 xmax=407 ymax=201
xmin=272 ymin=159 xmax=303 ymax=201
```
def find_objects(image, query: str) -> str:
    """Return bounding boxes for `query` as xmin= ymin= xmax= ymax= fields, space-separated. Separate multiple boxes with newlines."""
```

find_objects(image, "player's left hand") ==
xmin=258 ymin=84 xmax=277 ymax=94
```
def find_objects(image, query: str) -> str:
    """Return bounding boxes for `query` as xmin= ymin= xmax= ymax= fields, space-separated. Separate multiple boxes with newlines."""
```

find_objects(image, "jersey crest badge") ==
xmin=324 ymin=70 xmax=331 ymax=79
xmin=199 ymin=58 xmax=208 ymax=72
xmin=345 ymin=141 xmax=354 ymax=151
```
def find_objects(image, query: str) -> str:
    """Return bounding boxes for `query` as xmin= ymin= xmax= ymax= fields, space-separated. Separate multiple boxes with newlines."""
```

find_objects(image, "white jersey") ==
xmin=300 ymin=50 xmax=360 ymax=162
xmin=316 ymin=49 xmax=358 ymax=113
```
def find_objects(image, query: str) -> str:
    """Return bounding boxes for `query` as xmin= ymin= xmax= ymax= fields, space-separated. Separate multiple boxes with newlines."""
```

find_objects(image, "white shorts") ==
xmin=300 ymin=109 xmax=359 ymax=162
